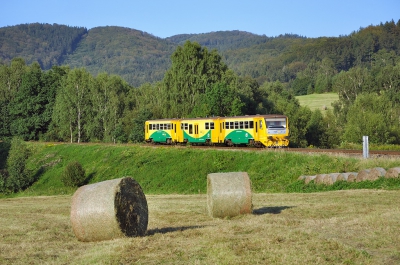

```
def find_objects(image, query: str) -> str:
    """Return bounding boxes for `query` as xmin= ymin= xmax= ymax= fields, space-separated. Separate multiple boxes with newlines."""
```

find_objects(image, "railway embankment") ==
xmin=1 ymin=142 xmax=400 ymax=198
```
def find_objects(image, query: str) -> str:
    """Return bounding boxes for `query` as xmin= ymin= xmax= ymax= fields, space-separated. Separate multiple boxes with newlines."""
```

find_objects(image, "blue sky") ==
xmin=2 ymin=1 xmax=399 ymax=38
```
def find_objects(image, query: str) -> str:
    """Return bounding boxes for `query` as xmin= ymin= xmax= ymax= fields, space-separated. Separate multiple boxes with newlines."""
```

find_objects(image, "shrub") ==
xmin=0 ymin=169 xmax=9 ymax=193
xmin=6 ymin=137 xmax=32 ymax=192
xmin=61 ymin=161 xmax=86 ymax=187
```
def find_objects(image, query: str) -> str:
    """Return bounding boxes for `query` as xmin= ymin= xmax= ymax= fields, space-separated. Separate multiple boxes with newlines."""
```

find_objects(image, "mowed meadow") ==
xmin=1 ymin=143 xmax=400 ymax=264
xmin=1 ymin=191 xmax=400 ymax=264
xmin=296 ymin=93 xmax=339 ymax=112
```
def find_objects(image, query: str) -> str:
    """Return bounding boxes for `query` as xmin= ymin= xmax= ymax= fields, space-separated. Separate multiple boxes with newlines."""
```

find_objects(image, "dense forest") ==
xmin=0 ymin=20 xmax=400 ymax=149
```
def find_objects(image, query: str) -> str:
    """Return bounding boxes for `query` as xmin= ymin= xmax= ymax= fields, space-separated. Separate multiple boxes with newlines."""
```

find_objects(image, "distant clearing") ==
xmin=296 ymin=93 xmax=339 ymax=112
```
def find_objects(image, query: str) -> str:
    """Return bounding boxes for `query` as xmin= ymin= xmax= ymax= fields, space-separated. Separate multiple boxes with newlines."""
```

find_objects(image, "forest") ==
xmin=0 ymin=20 xmax=400 ymax=148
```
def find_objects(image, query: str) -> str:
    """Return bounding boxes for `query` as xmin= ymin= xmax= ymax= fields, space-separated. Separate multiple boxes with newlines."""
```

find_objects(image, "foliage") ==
xmin=5 ymin=137 xmax=32 ymax=192
xmin=60 ymin=161 xmax=86 ymax=187
xmin=1 ymin=22 xmax=400 ymax=147
xmin=0 ymin=23 xmax=87 ymax=69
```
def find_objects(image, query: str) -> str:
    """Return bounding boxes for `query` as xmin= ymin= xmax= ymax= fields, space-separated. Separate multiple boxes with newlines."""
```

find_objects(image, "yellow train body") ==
xmin=145 ymin=115 xmax=289 ymax=147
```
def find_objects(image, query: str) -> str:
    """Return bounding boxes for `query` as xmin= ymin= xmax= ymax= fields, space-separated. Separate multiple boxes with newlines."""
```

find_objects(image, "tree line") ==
xmin=1 ymin=40 xmax=400 ymax=148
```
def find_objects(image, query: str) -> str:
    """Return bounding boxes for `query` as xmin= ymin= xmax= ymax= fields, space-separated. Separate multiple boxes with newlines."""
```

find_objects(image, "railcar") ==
xmin=144 ymin=119 xmax=180 ymax=144
xmin=221 ymin=115 xmax=289 ymax=147
xmin=179 ymin=117 xmax=222 ymax=145
xmin=144 ymin=114 xmax=289 ymax=147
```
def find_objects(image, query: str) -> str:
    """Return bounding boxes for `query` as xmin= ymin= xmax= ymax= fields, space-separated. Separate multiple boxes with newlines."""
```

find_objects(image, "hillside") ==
xmin=1 ymin=21 xmax=399 ymax=87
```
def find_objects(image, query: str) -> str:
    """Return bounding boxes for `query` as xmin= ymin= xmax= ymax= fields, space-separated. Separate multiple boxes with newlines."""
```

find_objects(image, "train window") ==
xmin=244 ymin=121 xmax=248 ymax=129
xmin=249 ymin=121 xmax=254 ymax=129
xmin=230 ymin=122 xmax=234 ymax=129
xmin=189 ymin=124 xmax=193 ymax=134
xmin=239 ymin=121 xmax=244 ymax=129
xmin=234 ymin=121 xmax=239 ymax=129
xmin=174 ymin=124 xmax=176 ymax=133
xmin=205 ymin=123 xmax=209 ymax=130
xmin=210 ymin=122 xmax=214 ymax=129
xmin=181 ymin=123 xmax=188 ymax=130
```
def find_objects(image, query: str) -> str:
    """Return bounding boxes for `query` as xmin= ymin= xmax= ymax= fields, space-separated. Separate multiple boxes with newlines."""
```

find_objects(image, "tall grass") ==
xmin=1 ymin=142 xmax=397 ymax=197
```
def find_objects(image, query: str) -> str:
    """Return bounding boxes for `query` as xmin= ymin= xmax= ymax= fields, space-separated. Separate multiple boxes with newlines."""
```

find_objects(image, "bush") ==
xmin=0 ymin=169 xmax=9 ymax=193
xmin=6 ymin=137 xmax=32 ymax=192
xmin=61 ymin=161 xmax=86 ymax=187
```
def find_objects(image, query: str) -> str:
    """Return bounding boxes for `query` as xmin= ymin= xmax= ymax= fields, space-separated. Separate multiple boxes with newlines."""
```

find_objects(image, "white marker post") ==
xmin=363 ymin=136 xmax=369 ymax=159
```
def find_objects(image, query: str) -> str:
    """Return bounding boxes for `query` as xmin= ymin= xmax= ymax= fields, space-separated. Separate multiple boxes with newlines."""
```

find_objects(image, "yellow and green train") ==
xmin=144 ymin=115 xmax=289 ymax=147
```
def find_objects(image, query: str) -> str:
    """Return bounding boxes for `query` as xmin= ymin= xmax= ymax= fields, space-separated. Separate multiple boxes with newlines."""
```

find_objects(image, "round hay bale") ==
xmin=70 ymin=177 xmax=148 ymax=242
xmin=322 ymin=173 xmax=341 ymax=185
xmin=356 ymin=169 xmax=371 ymax=182
xmin=315 ymin=174 xmax=329 ymax=184
xmin=298 ymin=175 xmax=307 ymax=181
xmin=337 ymin=172 xmax=357 ymax=182
xmin=367 ymin=167 xmax=386 ymax=181
xmin=304 ymin=175 xmax=316 ymax=184
xmin=346 ymin=172 xmax=358 ymax=182
xmin=207 ymin=172 xmax=252 ymax=218
xmin=385 ymin=167 xmax=400 ymax=179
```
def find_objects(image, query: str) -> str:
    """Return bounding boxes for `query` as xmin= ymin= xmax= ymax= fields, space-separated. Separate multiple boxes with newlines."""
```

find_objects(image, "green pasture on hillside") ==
xmin=296 ymin=93 xmax=339 ymax=112
xmin=1 ymin=142 xmax=400 ymax=198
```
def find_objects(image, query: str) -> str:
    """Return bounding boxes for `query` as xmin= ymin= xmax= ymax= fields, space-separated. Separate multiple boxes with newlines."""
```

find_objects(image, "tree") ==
xmin=0 ymin=58 xmax=28 ymax=139
xmin=8 ymin=62 xmax=59 ymax=140
xmin=342 ymin=93 xmax=395 ymax=144
xmin=88 ymin=73 xmax=129 ymax=142
xmin=200 ymin=82 xmax=243 ymax=117
xmin=52 ymin=68 xmax=92 ymax=143
xmin=162 ymin=41 xmax=229 ymax=118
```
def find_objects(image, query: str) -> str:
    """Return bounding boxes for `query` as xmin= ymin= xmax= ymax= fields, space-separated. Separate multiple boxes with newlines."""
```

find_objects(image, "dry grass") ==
xmin=1 ymin=191 xmax=400 ymax=264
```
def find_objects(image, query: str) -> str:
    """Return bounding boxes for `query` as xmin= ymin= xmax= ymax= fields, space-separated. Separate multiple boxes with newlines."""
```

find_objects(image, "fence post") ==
xmin=363 ymin=136 xmax=369 ymax=159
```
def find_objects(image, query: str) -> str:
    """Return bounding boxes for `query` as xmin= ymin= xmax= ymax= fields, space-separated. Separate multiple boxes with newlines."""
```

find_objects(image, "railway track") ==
xmin=143 ymin=143 xmax=400 ymax=157
xmin=40 ymin=141 xmax=400 ymax=158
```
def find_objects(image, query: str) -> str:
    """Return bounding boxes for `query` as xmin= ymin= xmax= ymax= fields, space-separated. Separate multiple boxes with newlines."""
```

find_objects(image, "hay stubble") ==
xmin=1 ymin=190 xmax=400 ymax=264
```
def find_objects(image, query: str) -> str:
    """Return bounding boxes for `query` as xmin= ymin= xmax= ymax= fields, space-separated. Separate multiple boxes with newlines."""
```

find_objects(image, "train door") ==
xmin=194 ymin=123 xmax=199 ymax=140
xmin=254 ymin=119 xmax=259 ymax=140
xmin=219 ymin=120 xmax=224 ymax=143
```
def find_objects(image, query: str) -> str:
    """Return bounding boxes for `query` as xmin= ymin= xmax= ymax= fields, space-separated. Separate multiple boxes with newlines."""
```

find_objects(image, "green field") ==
xmin=296 ymin=93 xmax=339 ymax=112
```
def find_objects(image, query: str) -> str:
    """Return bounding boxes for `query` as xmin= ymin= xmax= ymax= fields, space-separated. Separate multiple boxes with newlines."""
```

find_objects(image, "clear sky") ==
xmin=2 ymin=0 xmax=399 ymax=38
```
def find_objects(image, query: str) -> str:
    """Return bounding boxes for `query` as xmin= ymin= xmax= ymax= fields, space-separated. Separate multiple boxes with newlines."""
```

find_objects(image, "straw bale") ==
xmin=304 ymin=175 xmax=316 ymax=184
xmin=298 ymin=175 xmax=307 ymax=181
xmin=356 ymin=169 xmax=371 ymax=182
xmin=315 ymin=174 xmax=329 ymax=184
xmin=207 ymin=172 xmax=252 ymax=218
xmin=366 ymin=167 xmax=386 ymax=181
xmin=385 ymin=167 xmax=400 ymax=179
xmin=70 ymin=177 xmax=148 ymax=242
xmin=337 ymin=172 xmax=358 ymax=182
xmin=322 ymin=173 xmax=341 ymax=185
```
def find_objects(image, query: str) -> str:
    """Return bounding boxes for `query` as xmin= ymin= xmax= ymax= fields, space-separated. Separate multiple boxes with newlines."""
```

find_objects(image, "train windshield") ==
xmin=266 ymin=118 xmax=286 ymax=129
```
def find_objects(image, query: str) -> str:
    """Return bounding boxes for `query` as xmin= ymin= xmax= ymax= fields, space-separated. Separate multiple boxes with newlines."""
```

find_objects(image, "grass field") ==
xmin=1 ymin=190 xmax=400 ymax=264
xmin=296 ymin=93 xmax=339 ymax=112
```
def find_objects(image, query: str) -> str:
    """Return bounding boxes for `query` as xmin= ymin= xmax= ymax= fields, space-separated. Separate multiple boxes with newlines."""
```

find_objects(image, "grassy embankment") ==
xmin=1 ymin=142 xmax=399 ymax=198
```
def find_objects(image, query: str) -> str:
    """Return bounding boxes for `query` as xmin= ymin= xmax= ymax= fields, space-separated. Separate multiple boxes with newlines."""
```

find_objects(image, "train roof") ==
xmin=146 ymin=114 xmax=287 ymax=123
